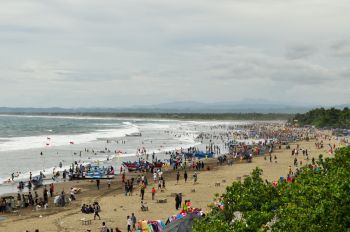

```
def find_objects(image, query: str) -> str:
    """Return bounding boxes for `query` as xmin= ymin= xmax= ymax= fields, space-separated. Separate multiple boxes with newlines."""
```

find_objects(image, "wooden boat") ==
xmin=122 ymin=161 xmax=163 ymax=172
xmin=184 ymin=151 xmax=214 ymax=159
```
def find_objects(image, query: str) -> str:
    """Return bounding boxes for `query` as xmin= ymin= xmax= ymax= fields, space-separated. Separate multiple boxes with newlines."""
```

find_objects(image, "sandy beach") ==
xmin=0 ymin=134 xmax=336 ymax=232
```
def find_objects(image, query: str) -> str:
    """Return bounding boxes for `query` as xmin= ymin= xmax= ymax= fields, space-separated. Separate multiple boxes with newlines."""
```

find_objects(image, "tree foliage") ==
xmin=292 ymin=107 xmax=350 ymax=128
xmin=194 ymin=147 xmax=350 ymax=232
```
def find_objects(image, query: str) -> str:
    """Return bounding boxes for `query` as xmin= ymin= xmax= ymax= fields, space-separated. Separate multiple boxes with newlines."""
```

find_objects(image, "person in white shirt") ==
xmin=153 ymin=172 xmax=157 ymax=183
xmin=127 ymin=215 xmax=132 ymax=232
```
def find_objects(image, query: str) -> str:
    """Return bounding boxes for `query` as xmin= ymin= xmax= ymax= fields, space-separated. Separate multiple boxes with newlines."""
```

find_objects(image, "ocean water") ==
xmin=0 ymin=115 xmax=144 ymax=151
xmin=0 ymin=115 xmax=202 ymax=193
xmin=0 ymin=115 xmax=256 ymax=194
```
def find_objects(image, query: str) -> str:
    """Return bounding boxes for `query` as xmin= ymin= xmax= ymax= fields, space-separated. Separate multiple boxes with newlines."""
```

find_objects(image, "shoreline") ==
xmin=0 ymin=135 xmax=336 ymax=231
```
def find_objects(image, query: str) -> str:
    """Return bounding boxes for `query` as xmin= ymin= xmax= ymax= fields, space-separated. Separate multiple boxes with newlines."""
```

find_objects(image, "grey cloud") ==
xmin=286 ymin=44 xmax=316 ymax=59
xmin=197 ymin=46 xmax=337 ymax=86
xmin=330 ymin=40 xmax=350 ymax=57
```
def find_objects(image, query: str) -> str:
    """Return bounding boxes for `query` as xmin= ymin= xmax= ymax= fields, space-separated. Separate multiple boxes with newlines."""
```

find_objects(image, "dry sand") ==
xmin=0 ymin=138 xmax=335 ymax=232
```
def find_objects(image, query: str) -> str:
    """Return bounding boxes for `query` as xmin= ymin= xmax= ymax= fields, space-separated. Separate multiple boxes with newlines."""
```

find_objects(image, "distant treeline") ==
xmin=1 ymin=112 xmax=292 ymax=121
xmin=292 ymin=107 xmax=350 ymax=128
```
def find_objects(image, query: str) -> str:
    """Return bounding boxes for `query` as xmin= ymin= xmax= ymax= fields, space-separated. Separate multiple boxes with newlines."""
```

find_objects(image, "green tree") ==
xmin=194 ymin=147 xmax=350 ymax=232
xmin=292 ymin=107 xmax=350 ymax=128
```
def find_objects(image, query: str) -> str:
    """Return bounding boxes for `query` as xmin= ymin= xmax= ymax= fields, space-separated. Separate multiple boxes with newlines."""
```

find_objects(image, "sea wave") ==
xmin=0 ymin=125 xmax=139 ymax=152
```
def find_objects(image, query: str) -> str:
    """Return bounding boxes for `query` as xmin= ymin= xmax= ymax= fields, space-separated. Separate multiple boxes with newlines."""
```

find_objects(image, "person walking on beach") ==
xmin=94 ymin=203 xmax=101 ymax=220
xmin=176 ymin=171 xmax=180 ymax=184
xmin=96 ymin=179 xmax=100 ymax=190
xmin=184 ymin=170 xmax=188 ymax=183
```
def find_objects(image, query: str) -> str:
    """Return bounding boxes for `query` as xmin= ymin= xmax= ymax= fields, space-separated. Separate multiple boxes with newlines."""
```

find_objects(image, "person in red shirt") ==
xmin=151 ymin=187 xmax=156 ymax=200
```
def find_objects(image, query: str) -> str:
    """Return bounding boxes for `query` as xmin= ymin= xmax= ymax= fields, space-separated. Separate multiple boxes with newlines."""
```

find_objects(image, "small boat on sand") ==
xmin=31 ymin=175 xmax=43 ymax=188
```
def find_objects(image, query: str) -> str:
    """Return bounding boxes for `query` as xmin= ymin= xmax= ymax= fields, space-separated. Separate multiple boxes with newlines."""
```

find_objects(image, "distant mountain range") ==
xmin=0 ymin=101 xmax=348 ymax=114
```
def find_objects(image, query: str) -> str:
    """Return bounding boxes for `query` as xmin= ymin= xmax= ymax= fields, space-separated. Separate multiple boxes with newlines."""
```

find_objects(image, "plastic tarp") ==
xmin=165 ymin=213 xmax=202 ymax=232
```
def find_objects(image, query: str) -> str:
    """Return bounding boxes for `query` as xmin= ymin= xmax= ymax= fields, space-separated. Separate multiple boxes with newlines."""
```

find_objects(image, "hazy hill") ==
xmin=0 ymin=101 xmax=348 ymax=114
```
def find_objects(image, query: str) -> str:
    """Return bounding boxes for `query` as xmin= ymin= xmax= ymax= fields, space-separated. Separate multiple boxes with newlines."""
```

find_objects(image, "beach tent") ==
xmin=165 ymin=213 xmax=202 ymax=232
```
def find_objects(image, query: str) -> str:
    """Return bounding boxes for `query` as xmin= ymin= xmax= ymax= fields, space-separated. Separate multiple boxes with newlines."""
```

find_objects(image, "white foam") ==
xmin=0 ymin=125 xmax=139 ymax=152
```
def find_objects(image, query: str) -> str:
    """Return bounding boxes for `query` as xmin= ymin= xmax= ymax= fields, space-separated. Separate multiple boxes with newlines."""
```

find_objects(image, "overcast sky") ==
xmin=1 ymin=0 xmax=349 ymax=107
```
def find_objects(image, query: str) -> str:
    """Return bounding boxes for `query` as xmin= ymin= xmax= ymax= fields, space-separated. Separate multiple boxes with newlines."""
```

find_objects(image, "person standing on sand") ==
xmin=176 ymin=171 xmax=180 ymax=184
xmin=140 ymin=182 xmax=145 ymax=200
xmin=124 ymin=181 xmax=128 ymax=196
xmin=62 ymin=170 xmax=67 ymax=181
xmin=49 ymin=183 xmax=54 ymax=197
xmin=127 ymin=216 xmax=132 ymax=232
xmin=122 ymin=171 xmax=125 ymax=183
xmin=43 ymin=186 xmax=48 ymax=203
xmin=184 ymin=170 xmax=188 ymax=183
xmin=151 ymin=187 xmax=156 ymax=200
xmin=153 ymin=172 xmax=157 ymax=183
xmin=175 ymin=194 xmax=180 ymax=210
xmin=101 ymin=222 xmax=108 ymax=232
xmin=131 ymin=213 xmax=137 ymax=230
